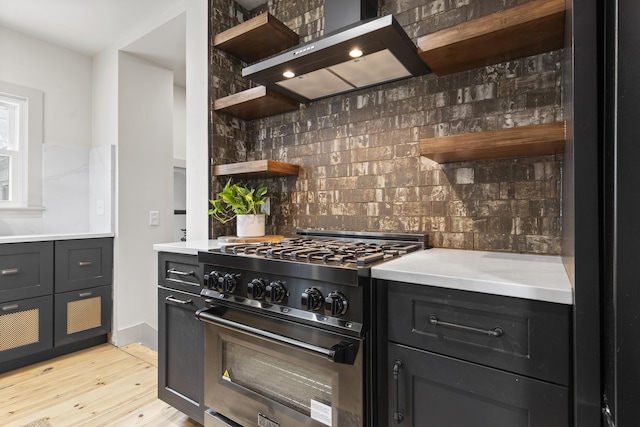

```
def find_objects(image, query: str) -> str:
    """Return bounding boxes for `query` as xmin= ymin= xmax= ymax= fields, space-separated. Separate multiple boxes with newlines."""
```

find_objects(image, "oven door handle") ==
xmin=195 ymin=307 xmax=359 ymax=365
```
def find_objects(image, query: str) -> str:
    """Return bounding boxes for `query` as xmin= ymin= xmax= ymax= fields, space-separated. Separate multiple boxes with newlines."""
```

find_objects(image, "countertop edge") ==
xmin=0 ymin=232 xmax=114 ymax=244
xmin=153 ymin=240 xmax=221 ymax=256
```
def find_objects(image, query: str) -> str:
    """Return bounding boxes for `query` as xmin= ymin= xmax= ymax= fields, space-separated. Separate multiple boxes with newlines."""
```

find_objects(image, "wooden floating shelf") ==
xmin=213 ymin=160 xmax=300 ymax=178
xmin=214 ymin=12 xmax=299 ymax=64
xmin=419 ymin=121 xmax=566 ymax=163
xmin=417 ymin=0 xmax=565 ymax=76
xmin=214 ymin=86 xmax=300 ymax=120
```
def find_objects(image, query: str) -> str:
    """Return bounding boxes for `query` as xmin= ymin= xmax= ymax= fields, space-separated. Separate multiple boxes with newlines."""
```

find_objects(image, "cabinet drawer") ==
xmin=158 ymin=252 xmax=202 ymax=293
xmin=387 ymin=281 xmax=571 ymax=385
xmin=54 ymin=285 xmax=112 ymax=346
xmin=388 ymin=343 xmax=569 ymax=426
xmin=0 ymin=295 xmax=53 ymax=363
xmin=0 ymin=242 xmax=54 ymax=302
xmin=55 ymin=238 xmax=113 ymax=292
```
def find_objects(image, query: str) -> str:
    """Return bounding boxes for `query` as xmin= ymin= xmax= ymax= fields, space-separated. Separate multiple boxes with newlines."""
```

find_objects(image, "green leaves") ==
xmin=208 ymin=179 xmax=269 ymax=223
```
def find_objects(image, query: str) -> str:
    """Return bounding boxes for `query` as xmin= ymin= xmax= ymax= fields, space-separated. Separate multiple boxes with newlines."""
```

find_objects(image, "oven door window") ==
xmin=223 ymin=340 xmax=332 ymax=420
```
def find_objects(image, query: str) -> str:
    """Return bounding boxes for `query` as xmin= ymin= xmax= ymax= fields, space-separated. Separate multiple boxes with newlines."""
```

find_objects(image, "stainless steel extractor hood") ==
xmin=242 ymin=1 xmax=430 ymax=103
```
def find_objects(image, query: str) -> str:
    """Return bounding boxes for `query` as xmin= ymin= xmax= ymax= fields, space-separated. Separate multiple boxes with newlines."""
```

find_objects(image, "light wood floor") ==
xmin=0 ymin=343 xmax=202 ymax=427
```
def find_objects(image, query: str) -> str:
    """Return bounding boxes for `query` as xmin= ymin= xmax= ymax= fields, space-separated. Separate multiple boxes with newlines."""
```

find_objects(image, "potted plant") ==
xmin=208 ymin=179 xmax=269 ymax=237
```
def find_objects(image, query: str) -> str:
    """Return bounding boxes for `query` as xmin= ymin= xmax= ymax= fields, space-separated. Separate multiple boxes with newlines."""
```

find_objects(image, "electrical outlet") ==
xmin=149 ymin=211 xmax=160 ymax=226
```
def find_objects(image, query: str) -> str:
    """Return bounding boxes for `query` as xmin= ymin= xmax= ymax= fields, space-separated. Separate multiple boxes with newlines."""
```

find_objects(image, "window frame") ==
xmin=0 ymin=93 xmax=28 ymax=207
xmin=0 ymin=81 xmax=44 ymax=217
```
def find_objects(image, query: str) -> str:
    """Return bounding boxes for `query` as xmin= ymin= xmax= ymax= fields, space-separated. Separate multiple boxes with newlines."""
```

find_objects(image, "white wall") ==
xmin=0 ymin=27 xmax=92 ymax=148
xmin=115 ymin=52 xmax=174 ymax=348
xmin=91 ymin=0 xmax=208 ymax=350
xmin=173 ymin=85 xmax=187 ymax=164
xmin=0 ymin=26 xmax=113 ymax=236
xmin=185 ymin=0 xmax=209 ymax=241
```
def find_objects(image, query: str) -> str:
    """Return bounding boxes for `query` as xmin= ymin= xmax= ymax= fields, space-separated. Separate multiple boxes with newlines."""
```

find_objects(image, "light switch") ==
xmin=96 ymin=200 xmax=105 ymax=216
xmin=149 ymin=211 xmax=160 ymax=226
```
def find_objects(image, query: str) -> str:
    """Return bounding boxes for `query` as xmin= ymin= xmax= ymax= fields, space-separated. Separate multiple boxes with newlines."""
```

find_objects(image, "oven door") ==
xmin=196 ymin=305 xmax=364 ymax=427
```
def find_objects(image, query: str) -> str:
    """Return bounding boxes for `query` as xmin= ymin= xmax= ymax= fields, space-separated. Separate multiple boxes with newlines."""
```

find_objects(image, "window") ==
xmin=0 ymin=93 xmax=28 ymax=205
xmin=0 ymin=81 xmax=43 ymax=216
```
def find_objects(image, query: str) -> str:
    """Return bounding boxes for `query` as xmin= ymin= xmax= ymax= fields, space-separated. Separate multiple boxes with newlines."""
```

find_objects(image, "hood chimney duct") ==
xmin=324 ymin=0 xmax=378 ymax=34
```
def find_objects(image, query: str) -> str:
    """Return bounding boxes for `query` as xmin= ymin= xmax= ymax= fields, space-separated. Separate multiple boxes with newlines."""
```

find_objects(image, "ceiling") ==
xmin=0 ymin=0 xmax=269 ymax=87
xmin=0 ymin=0 xmax=187 ymax=86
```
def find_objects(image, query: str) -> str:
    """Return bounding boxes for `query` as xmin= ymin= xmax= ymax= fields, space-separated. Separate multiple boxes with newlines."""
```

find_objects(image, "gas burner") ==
xmin=219 ymin=235 xmax=425 ymax=266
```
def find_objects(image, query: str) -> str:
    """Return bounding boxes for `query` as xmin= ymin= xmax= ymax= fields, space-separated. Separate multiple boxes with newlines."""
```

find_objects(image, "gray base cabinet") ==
xmin=0 ymin=238 xmax=113 ymax=373
xmin=388 ymin=343 xmax=569 ymax=426
xmin=0 ymin=295 xmax=53 ymax=363
xmin=381 ymin=280 xmax=571 ymax=426
xmin=54 ymin=285 xmax=112 ymax=347
xmin=157 ymin=253 xmax=205 ymax=424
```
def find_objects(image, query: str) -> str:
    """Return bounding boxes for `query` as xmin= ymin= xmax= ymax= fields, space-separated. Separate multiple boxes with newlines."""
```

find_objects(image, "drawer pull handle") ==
xmin=1 ymin=268 xmax=20 ymax=275
xmin=167 ymin=268 xmax=194 ymax=277
xmin=2 ymin=304 xmax=19 ymax=311
xmin=78 ymin=292 xmax=93 ymax=298
xmin=429 ymin=314 xmax=504 ymax=337
xmin=166 ymin=295 xmax=192 ymax=305
xmin=78 ymin=261 xmax=93 ymax=267
xmin=393 ymin=359 xmax=404 ymax=424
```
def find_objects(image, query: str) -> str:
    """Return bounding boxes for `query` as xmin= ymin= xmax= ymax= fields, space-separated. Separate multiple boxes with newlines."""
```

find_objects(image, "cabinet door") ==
xmin=158 ymin=286 xmax=206 ymax=424
xmin=55 ymin=238 xmax=113 ymax=292
xmin=388 ymin=343 xmax=569 ymax=427
xmin=54 ymin=285 xmax=112 ymax=346
xmin=0 ymin=241 xmax=53 ymax=302
xmin=0 ymin=295 xmax=53 ymax=365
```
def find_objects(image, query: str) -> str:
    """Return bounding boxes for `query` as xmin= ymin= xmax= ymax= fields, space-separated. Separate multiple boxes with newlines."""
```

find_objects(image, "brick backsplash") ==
xmin=209 ymin=0 xmax=563 ymax=254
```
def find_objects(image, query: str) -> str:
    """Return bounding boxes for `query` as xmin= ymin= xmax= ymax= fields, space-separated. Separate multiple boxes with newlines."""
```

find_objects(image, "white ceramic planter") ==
xmin=236 ymin=214 xmax=266 ymax=237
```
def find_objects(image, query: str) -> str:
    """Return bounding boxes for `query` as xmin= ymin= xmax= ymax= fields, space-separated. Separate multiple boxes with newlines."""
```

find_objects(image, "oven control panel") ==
xmin=201 ymin=265 xmax=364 ymax=335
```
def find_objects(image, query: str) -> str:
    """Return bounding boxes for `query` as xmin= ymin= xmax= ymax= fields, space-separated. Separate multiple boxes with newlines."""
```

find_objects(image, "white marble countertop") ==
xmin=153 ymin=240 xmax=221 ymax=256
xmin=372 ymin=248 xmax=573 ymax=305
xmin=0 ymin=232 xmax=114 ymax=244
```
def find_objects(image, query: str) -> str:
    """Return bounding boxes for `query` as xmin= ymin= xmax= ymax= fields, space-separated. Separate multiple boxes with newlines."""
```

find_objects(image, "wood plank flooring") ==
xmin=0 ymin=343 xmax=202 ymax=427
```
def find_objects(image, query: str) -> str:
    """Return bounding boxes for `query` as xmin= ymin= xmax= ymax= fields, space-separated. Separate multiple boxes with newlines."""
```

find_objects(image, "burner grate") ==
xmin=218 ymin=234 xmax=426 ymax=266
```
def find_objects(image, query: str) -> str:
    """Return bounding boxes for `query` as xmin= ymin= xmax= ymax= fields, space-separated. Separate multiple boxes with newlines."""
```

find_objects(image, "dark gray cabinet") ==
xmin=0 ymin=237 xmax=113 ymax=373
xmin=157 ymin=253 xmax=205 ymax=424
xmin=0 ymin=295 xmax=53 ymax=363
xmin=381 ymin=280 xmax=571 ymax=426
xmin=0 ymin=241 xmax=53 ymax=302
xmin=55 ymin=238 xmax=113 ymax=292
xmin=54 ymin=285 xmax=112 ymax=346
xmin=389 ymin=343 xmax=569 ymax=427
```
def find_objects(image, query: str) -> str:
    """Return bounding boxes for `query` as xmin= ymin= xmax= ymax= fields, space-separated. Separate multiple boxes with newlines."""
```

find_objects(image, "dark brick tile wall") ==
xmin=209 ymin=0 xmax=563 ymax=254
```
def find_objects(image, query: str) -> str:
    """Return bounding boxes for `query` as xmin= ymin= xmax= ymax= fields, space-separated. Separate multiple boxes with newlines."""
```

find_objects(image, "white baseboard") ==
xmin=115 ymin=322 xmax=158 ymax=351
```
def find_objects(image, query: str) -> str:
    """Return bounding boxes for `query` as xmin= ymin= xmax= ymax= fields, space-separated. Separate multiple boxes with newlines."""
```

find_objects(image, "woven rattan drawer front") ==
xmin=0 ymin=242 xmax=54 ymax=303
xmin=0 ymin=295 xmax=53 ymax=362
xmin=54 ymin=285 xmax=112 ymax=346
xmin=55 ymin=238 xmax=113 ymax=293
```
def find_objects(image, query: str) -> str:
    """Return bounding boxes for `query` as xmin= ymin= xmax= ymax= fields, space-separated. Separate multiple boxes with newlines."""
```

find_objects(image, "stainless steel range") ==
xmin=196 ymin=230 xmax=428 ymax=427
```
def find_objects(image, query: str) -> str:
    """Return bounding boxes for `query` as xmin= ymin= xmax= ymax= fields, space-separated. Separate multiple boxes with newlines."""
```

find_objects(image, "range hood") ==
xmin=242 ymin=0 xmax=430 ymax=103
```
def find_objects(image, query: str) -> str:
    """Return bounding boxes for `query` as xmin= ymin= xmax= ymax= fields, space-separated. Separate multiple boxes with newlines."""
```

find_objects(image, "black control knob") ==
xmin=324 ymin=291 xmax=348 ymax=316
xmin=220 ymin=273 xmax=239 ymax=293
xmin=301 ymin=288 xmax=324 ymax=311
xmin=265 ymin=281 xmax=287 ymax=303
xmin=247 ymin=278 xmax=267 ymax=299
xmin=204 ymin=271 xmax=220 ymax=290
